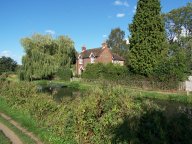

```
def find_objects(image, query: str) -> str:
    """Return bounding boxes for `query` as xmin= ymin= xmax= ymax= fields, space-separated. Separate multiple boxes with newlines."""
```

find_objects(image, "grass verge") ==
xmin=0 ymin=130 xmax=11 ymax=144
xmin=82 ymin=80 xmax=192 ymax=104
xmin=0 ymin=116 xmax=35 ymax=144
xmin=0 ymin=97 xmax=69 ymax=144
xmin=126 ymin=88 xmax=192 ymax=104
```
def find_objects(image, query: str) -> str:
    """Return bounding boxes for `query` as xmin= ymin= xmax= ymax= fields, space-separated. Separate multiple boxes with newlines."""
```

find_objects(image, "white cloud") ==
xmin=114 ymin=0 xmax=129 ymax=7
xmin=102 ymin=34 xmax=107 ymax=38
xmin=114 ymin=0 xmax=122 ymax=5
xmin=123 ymin=1 xmax=129 ymax=7
xmin=133 ymin=6 xmax=137 ymax=13
xmin=125 ymin=38 xmax=130 ymax=44
xmin=0 ymin=50 xmax=11 ymax=57
xmin=45 ymin=29 xmax=56 ymax=35
xmin=116 ymin=13 xmax=125 ymax=18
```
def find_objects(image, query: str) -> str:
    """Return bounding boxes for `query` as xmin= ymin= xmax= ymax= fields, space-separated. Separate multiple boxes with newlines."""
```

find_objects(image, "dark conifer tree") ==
xmin=129 ymin=0 xmax=167 ymax=76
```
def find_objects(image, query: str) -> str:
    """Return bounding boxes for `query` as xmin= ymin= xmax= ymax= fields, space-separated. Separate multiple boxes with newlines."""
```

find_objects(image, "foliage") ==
xmin=106 ymin=28 xmax=129 ymax=61
xmin=0 ymin=73 xmax=8 ymax=82
xmin=162 ymin=3 xmax=192 ymax=78
xmin=138 ymin=110 xmax=167 ymax=143
xmin=163 ymin=2 xmax=192 ymax=42
xmin=0 ymin=81 xmax=192 ymax=143
xmin=55 ymin=67 xmax=72 ymax=81
xmin=168 ymin=114 xmax=192 ymax=144
xmin=20 ymin=34 xmax=76 ymax=81
xmin=180 ymin=36 xmax=192 ymax=73
xmin=0 ymin=116 xmax=36 ymax=144
xmin=82 ymin=63 xmax=128 ymax=80
xmin=0 ymin=56 xmax=17 ymax=75
xmin=154 ymin=42 xmax=189 ymax=82
xmin=128 ymin=0 xmax=167 ymax=76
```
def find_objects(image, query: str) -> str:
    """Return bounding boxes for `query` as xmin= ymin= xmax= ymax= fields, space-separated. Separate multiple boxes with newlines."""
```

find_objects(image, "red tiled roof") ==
xmin=80 ymin=47 xmax=103 ymax=58
xmin=79 ymin=47 xmax=125 ymax=61
xmin=112 ymin=53 xmax=125 ymax=61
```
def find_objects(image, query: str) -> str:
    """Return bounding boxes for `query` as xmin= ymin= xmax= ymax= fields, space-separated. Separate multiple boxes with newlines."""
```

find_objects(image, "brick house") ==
xmin=76 ymin=42 xmax=125 ymax=75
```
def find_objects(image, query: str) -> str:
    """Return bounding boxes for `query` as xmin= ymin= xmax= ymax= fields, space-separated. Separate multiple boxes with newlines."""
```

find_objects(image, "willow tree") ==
xmin=20 ymin=34 xmax=76 ymax=81
xmin=128 ymin=0 xmax=167 ymax=76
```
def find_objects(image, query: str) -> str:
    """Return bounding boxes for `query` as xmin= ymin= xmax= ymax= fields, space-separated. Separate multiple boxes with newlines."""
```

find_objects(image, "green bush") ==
xmin=153 ymin=43 xmax=189 ymax=83
xmin=56 ymin=67 xmax=72 ymax=81
xmin=0 ymin=73 xmax=8 ymax=82
xmin=82 ymin=63 xmax=128 ymax=81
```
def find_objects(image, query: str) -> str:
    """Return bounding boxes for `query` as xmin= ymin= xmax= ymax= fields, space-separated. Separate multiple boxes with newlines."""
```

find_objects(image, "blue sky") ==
xmin=0 ymin=0 xmax=191 ymax=64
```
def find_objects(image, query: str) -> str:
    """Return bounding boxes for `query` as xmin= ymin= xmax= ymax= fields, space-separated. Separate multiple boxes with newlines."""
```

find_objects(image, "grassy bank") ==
xmin=81 ymin=80 xmax=192 ymax=104
xmin=0 ymin=81 xmax=192 ymax=143
xmin=0 ymin=97 xmax=65 ymax=144
xmin=0 ymin=115 xmax=35 ymax=144
xmin=0 ymin=130 xmax=11 ymax=144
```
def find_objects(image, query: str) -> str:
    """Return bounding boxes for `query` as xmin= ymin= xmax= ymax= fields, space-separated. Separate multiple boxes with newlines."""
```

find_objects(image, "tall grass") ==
xmin=0 ymin=81 xmax=192 ymax=143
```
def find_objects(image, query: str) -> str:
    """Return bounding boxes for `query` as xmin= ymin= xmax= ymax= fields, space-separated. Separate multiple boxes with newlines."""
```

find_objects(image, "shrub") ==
xmin=56 ymin=67 xmax=72 ymax=81
xmin=1 ymin=81 xmax=192 ymax=143
xmin=82 ymin=63 xmax=128 ymax=81
xmin=0 ymin=73 xmax=8 ymax=82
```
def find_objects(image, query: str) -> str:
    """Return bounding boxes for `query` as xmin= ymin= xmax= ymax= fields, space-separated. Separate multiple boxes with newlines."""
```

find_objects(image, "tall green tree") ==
xmin=20 ymin=34 xmax=76 ymax=81
xmin=128 ymin=0 xmax=167 ymax=76
xmin=106 ymin=28 xmax=128 ymax=56
xmin=163 ymin=3 xmax=192 ymax=75
xmin=0 ymin=56 xmax=17 ymax=74
xmin=163 ymin=2 xmax=192 ymax=42
xmin=106 ymin=28 xmax=129 ymax=65
xmin=154 ymin=43 xmax=189 ymax=83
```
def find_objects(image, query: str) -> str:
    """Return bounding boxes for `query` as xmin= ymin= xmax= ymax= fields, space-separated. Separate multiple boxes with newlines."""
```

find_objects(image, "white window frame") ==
xmin=89 ymin=53 xmax=95 ymax=64
xmin=78 ymin=55 xmax=83 ymax=64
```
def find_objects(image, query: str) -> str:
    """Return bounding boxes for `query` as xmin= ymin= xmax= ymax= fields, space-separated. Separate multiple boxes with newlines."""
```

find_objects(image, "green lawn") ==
xmin=0 ymin=130 xmax=11 ymax=144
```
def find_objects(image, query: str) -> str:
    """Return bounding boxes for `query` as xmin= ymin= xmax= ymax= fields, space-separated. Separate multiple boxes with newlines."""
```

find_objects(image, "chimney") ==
xmin=102 ymin=42 xmax=108 ymax=49
xmin=82 ymin=45 xmax=86 ymax=52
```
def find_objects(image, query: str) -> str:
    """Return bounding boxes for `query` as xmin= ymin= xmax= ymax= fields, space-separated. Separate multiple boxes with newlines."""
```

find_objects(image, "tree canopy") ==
xmin=154 ymin=3 xmax=192 ymax=82
xmin=20 ymin=34 xmax=76 ymax=81
xmin=0 ymin=56 xmax=17 ymax=74
xmin=128 ymin=0 xmax=167 ymax=76
xmin=106 ymin=28 xmax=129 ymax=65
xmin=106 ymin=28 xmax=128 ymax=56
xmin=163 ymin=2 xmax=192 ymax=42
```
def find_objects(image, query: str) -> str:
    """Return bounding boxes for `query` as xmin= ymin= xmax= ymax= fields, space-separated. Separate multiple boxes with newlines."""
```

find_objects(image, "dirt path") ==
xmin=0 ymin=112 xmax=43 ymax=144
xmin=0 ymin=122 xmax=23 ymax=144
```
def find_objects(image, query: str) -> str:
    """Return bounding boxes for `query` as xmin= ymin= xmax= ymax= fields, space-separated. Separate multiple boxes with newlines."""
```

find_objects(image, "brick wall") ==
xmin=96 ymin=48 xmax=112 ymax=63
xmin=76 ymin=48 xmax=114 ymax=75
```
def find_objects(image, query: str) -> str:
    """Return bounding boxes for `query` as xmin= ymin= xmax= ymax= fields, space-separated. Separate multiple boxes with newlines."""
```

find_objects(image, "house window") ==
xmin=79 ymin=58 xmax=83 ymax=64
xmin=90 ymin=56 xmax=95 ymax=63
xmin=113 ymin=60 xmax=120 ymax=64
xmin=90 ymin=53 xmax=95 ymax=63
xmin=78 ymin=55 xmax=83 ymax=64
xmin=79 ymin=66 xmax=84 ymax=75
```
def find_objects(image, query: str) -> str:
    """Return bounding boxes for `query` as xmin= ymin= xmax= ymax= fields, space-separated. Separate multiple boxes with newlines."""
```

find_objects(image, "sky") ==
xmin=0 ymin=0 xmax=191 ymax=64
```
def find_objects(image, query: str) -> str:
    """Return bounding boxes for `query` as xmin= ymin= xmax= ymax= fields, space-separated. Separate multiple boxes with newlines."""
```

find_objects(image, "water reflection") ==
xmin=38 ymin=85 xmax=78 ymax=102
xmin=152 ymin=99 xmax=192 ymax=119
